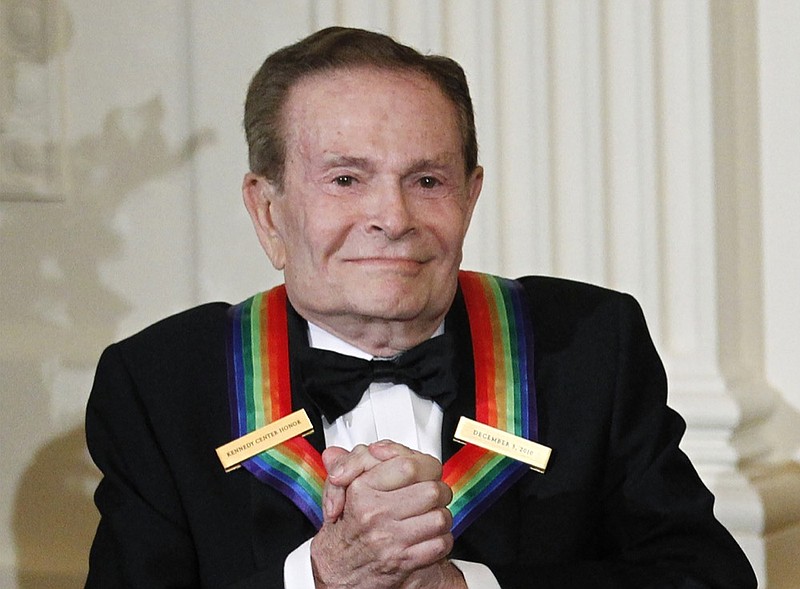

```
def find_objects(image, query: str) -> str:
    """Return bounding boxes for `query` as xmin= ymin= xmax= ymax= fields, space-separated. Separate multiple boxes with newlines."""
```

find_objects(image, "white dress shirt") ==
xmin=283 ymin=322 xmax=501 ymax=588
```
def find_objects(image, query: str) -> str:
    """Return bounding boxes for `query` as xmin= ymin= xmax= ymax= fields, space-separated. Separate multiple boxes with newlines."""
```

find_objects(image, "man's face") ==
xmin=244 ymin=67 xmax=483 ymax=344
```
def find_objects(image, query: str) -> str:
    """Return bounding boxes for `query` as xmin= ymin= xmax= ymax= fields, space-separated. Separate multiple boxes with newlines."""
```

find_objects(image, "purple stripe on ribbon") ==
xmin=245 ymin=456 xmax=324 ymax=530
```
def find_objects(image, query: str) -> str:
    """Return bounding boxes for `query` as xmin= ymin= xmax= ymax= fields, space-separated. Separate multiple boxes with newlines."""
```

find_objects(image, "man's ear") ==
xmin=242 ymin=172 xmax=287 ymax=270
xmin=463 ymin=165 xmax=484 ymax=229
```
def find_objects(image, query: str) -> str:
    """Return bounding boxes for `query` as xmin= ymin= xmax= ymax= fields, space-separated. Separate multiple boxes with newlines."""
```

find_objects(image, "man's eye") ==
xmin=419 ymin=176 xmax=439 ymax=189
xmin=334 ymin=175 xmax=355 ymax=187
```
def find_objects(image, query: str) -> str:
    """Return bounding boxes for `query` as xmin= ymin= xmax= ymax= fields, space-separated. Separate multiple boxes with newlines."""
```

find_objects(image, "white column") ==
xmin=602 ymin=0 xmax=661 ymax=323
xmin=443 ymin=0 xmax=504 ymax=274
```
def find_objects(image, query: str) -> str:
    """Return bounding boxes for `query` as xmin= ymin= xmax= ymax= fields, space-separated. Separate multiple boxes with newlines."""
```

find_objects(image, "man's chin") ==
xmin=290 ymin=271 xmax=457 ymax=324
xmin=344 ymin=278 xmax=456 ymax=322
xmin=347 ymin=294 xmax=428 ymax=322
xmin=334 ymin=280 xmax=427 ymax=317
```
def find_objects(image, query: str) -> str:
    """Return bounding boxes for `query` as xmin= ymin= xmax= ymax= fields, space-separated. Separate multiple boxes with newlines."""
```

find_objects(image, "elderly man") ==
xmin=85 ymin=27 xmax=756 ymax=588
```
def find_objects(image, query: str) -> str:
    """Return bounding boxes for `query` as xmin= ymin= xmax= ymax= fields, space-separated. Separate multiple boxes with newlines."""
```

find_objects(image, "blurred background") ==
xmin=1 ymin=1 xmax=798 ymax=586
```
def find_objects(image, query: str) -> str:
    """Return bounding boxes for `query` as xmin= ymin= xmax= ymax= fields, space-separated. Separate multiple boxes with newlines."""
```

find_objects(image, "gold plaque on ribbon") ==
xmin=215 ymin=409 xmax=314 ymax=472
xmin=454 ymin=416 xmax=551 ymax=473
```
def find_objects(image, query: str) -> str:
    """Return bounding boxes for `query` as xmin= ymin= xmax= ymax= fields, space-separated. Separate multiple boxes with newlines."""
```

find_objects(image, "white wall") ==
xmin=1 ymin=0 xmax=797 ymax=586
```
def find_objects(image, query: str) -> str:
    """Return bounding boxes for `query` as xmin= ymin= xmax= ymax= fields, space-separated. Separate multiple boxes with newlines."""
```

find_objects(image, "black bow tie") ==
xmin=299 ymin=333 xmax=458 ymax=423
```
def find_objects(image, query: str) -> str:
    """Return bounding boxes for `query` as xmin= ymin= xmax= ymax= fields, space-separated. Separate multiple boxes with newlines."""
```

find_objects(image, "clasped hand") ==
xmin=309 ymin=441 xmax=465 ymax=588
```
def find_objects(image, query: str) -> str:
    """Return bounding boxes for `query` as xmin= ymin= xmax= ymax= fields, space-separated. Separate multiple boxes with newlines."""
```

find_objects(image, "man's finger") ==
xmin=324 ymin=444 xmax=381 ymax=486
xmin=353 ymin=452 xmax=444 ymax=493
xmin=321 ymin=446 xmax=350 ymax=522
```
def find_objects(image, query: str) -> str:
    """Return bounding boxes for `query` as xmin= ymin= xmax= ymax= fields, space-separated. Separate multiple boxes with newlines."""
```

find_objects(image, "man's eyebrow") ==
xmin=320 ymin=153 xmax=461 ymax=173
xmin=405 ymin=154 xmax=461 ymax=173
xmin=408 ymin=154 xmax=452 ymax=170
xmin=322 ymin=155 xmax=373 ymax=170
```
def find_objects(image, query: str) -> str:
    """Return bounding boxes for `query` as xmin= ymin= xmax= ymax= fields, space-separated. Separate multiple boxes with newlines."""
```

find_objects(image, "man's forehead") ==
xmin=276 ymin=65 xmax=467 ymax=177
xmin=283 ymin=68 xmax=456 ymax=127
xmin=283 ymin=66 xmax=456 ymax=125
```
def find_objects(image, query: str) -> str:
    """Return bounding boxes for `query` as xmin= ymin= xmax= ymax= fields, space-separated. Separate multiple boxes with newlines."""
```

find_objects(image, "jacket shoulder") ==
xmin=103 ymin=302 xmax=232 ymax=375
xmin=511 ymin=275 xmax=653 ymax=363
xmin=516 ymin=274 xmax=630 ymax=308
xmin=515 ymin=274 xmax=640 ymax=322
xmin=118 ymin=302 xmax=230 ymax=344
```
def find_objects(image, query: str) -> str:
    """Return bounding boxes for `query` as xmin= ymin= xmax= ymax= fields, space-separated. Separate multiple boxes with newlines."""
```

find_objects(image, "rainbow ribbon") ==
xmin=225 ymin=271 xmax=537 ymax=537
xmin=443 ymin=271 xmax=535 ymax=537
xmin=227 ymin=287 xmax=326 ymax=528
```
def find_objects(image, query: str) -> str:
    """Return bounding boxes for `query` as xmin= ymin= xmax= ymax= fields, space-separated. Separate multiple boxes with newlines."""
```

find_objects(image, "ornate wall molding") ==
xmin=0 ymin=0 xmax=70 ymax=202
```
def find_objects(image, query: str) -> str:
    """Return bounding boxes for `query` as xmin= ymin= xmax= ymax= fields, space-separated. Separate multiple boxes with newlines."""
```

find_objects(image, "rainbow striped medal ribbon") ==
xmin=443 ymin=271 xmax=539 ymax=536
xmin=223 ymin=271 xmax=540 ymax=536
xmin=225 ymin=287 xmax=326 ymax=528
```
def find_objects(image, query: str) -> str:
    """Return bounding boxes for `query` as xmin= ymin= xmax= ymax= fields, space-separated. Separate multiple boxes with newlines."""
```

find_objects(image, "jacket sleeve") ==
xmin=489 ymin=288 xmax=757 ymax=588
xmin=85 ymin=343 xmax=201 ymax=588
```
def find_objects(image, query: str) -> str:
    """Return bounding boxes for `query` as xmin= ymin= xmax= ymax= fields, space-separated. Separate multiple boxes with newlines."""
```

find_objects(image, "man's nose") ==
xmin=367 ymin=182 xmax=415 ymax=239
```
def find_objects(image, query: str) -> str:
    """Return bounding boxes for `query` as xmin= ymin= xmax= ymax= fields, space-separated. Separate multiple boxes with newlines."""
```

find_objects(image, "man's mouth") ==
xmin=345 ymin=256 xmax=428 ymax=271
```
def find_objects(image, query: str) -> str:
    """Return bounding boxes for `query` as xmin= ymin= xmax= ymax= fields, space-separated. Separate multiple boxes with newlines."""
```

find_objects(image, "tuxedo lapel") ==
xmin=249 ymin=472 xmax=318 ymax=568
xmin=442 ymin=286 xmax=476 ymax=462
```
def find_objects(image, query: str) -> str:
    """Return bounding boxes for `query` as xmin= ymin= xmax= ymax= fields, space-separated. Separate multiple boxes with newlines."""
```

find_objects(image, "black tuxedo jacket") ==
xmin=85 ymin=276 xmax=756 ymax=588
